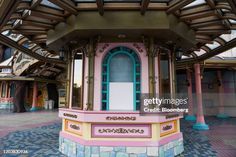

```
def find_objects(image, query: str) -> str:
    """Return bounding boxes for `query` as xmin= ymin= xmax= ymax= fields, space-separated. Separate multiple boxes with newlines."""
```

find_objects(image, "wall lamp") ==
xmin=59 ymin=47 xmax=65 ymax=60
xmin=176 ymin=48 xmax=184 ymax=60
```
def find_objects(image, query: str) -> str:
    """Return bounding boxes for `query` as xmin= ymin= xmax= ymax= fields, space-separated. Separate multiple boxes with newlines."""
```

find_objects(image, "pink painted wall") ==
xmin=93 ymin=43 xmax=149 ymax=111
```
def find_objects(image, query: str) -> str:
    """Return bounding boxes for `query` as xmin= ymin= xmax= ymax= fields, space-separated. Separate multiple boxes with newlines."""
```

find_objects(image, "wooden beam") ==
xmin=196 ymin=30 xmax=231 ymax=35
xmin=177 ymin=37 xmax=236 ymax=64
xmin=21 ymin=20 xmax=54 ymax=29
xmin=31 ymin=0 xmax=43 ymax=8
xmin=26 ymin=15 xmax=58 ymax=25
xmin=76 ymin=2 xmax=167 ymax=11
xmin=30 ymin=10 xmax=65 ymax=22
xmin=180 ymin=10 xmax=215 ymax=20
xmin=191 ymin=20 xmax=223 ymax=28
xmin=191 ymin=16 xmax=219 ymax=24
xmin=141 ymin=0 xmax=150 ymax=15
xmin=48 ymin=0 xmax=78 ymax=15
xmin=96 ymin=0 xmax=104 ymax=16
xmin=103 ymin=3 xmax=141 ymax=10
xmin=214 ymin=37 xmax=226 ymax=45
xmin=206 ymin=0 xmax=215 ymax=9
xmin=201 ymin=46 xmax=211 ymax=52
xmin=34 ymin=5 xmax=65 ymax=16
xmin=181 ymin=4 xmax=211 ymax=16
xmin=167 ymin=0 xmax=194 ymax=14
xmin=197 ymin=25 xmax=227 ymax=30
xmin=0 ymin=34 xmax=65 ymax=64
xmin=0 ymin=0 xmax=21 ymax=30
xmin=227 ymin=0 xmax=236 ymax=14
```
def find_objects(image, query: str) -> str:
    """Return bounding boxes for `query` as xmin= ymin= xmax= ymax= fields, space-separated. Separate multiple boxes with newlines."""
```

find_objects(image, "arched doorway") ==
xmin=102 ymin=47 xmax=141 ymax=111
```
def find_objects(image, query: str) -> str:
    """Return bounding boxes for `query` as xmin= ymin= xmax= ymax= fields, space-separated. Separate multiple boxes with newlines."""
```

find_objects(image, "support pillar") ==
xmin=30 ymin=81 xmax=38 ymax=111
xmin=66 ymin=51 xmax=72 ymax=108
xmin=193 ymin=64 xmax=209 ymax=130
xmin=148 ymin=37 xmax=156 ymax=97
xmin=216 ymin=71 xmax=229 ymax=118
xmin=86 ymin=38 xmax=95 ymax=110
xmin=185 ymin=69 xmax=196 ymax=121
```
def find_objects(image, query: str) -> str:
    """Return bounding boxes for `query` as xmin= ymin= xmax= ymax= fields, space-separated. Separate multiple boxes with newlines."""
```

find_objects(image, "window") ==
xmin=10 ymin=83 xmax=15 ymax=97
xmin=72 ymin=53 xmax=84 ymax=109
xmin=159 ymin=52 xmax=171 ymax=97
xmin=102 ymin=47 xmax=141 ymax=110
xmin=1 ymin=82 xmax=7 ymax=98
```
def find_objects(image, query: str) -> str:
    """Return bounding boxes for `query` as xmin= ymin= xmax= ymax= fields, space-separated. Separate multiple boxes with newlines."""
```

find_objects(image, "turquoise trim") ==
xmin=30 ymin=107 xmax=41 ymax=112
xmin=216 ymin=113 xmax=229 ymax=119
xmin=185 ymin=115 xmax=196 ymax=121
xmin=102 ymin=47 xmax=141 ymax=111
xmin=193 ymin=123 xmax=209 ymax=130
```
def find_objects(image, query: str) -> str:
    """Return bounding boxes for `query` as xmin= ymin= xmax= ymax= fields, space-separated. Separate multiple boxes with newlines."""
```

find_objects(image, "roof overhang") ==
xmin=47 ymin=11 xmax=197 ymax=52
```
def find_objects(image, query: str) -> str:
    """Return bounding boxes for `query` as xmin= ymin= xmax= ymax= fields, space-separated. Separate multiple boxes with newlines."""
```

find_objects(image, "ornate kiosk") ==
xmin=58 ymin=42 xmax=184 ymax=157
xmin=46 ymin=10 xmax=196 ymax=157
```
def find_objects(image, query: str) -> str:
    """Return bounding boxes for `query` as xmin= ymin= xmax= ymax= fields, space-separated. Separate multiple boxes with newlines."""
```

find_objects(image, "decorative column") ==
xmin=30 ymin=81 xmax=38 ymax=111
xmin=185 ymin=69 xmax=196 ymax=121
xmin=193 ymin=64 xmax=209 ymax=130
xmin=86 ymin=38 xmax=95 ymax=110
xmin=65 ymin=50 xmax=72 ymax=108
xmin=216 ymin=70 xmax=229 ymax=118
xmin=5 ymin=81 xmax=9 ymax=98
xmin=148 ymin=37 xmax=156 ymax=97
xmin=69 ymin=54 xmax=75 ymax=109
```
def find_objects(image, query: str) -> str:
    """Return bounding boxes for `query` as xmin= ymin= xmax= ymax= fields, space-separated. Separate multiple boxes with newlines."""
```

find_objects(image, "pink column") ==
xmin=185 ymin=69 xmax=196 ymax=121
xmin=30 ymin=81 xmax=38 ymax=111
xmin=216 ymin=71 xmax=229 ymax=118
xmin=193 ymin=64 xmax=209 ymax=130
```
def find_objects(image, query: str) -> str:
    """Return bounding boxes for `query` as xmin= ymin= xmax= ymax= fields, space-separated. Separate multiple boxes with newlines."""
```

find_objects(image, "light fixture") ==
xmin=176 ymin=48 xmax=183 ymax=60
xmin=117 ymin=34 xmax=126 ymax=39
xmin=59 ymin=47 xmax=65 ymax=60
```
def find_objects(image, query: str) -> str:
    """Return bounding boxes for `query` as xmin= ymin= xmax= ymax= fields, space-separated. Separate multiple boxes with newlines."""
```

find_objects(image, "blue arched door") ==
xmin=102 ymin=47 xmax=141 ymax=111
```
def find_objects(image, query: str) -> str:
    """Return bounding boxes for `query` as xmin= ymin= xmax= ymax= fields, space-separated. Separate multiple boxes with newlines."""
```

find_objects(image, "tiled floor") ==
xmin=0 ymin=110 xmax=235 ymax=157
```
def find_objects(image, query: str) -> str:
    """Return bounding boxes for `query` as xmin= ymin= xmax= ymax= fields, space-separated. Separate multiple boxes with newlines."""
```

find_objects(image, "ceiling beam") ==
xmin=206 ymin=0 xmax=215 ymax=9
xmin=48 ymin=0 xmax=78 ymax=15
xmin=0 ymin=0 xmax=21 ymax=30
xmin=20 ymin=20 xmax=54 ymax=29
xmin=227 ymin=0 xmax=236 ymax=14
xmin=141 ymin=0 xmax=150 ymax=15
xmin=0 ymin=34 xmax=65 ymax=64
xmin=177 ymin=37 xmax=236 ymax=65
xmin=30 ymin=10 xmax=65 ymax=22
xmin=180 ymin=10 xmax=215 ymax=20
xmin=96 ymin=0 xmax=104 ymax=15
xmin=190 ymin=20 xmax=223 ymax=28
xmin=180 ymin=4 xmax=211 ymax=15
xmin=31 ymin=0 xmax=43 ymax=8
xmin=167 ymin=0 xmax=194 ymax=14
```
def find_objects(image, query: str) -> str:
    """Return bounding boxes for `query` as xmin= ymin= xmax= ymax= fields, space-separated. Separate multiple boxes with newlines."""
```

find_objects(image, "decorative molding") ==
xmin=160 ymin=120 xmax=177 ymax=137
xmin=91 ymin=124 xmax=152 ymax=138
xmin=133 ymin=43 xmax=144 ymax=53
xmin=64 ymin=119 xmax=83 ymax=136
xmin=98 ymin=43 xmax=109 ymax=53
